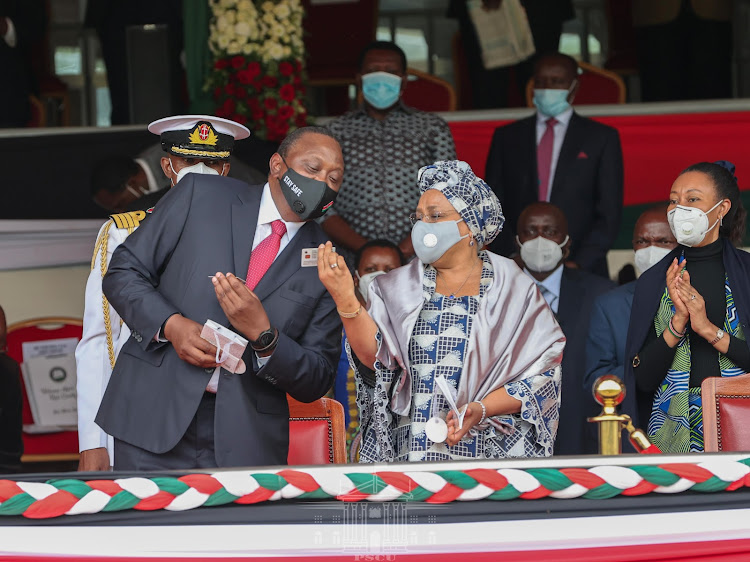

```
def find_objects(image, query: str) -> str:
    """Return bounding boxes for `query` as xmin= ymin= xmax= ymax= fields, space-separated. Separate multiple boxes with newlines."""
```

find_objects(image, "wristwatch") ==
xmin=709 ymin=328 xmax=725 ymax=346
xmin=251 ymin=327 xmax=278 ymax=352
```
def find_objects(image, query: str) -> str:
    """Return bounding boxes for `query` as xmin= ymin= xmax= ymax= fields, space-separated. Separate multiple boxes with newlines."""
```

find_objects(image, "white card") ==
xmin=301 ymin=247 xmax=336 ymax=267
xmin=21 ymin=354 xmax=78 ymax=427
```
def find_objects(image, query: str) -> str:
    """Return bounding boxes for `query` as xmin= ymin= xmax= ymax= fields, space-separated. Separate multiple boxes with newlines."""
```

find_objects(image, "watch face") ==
xmin=256 ymin=329 xmax=275 ymax=347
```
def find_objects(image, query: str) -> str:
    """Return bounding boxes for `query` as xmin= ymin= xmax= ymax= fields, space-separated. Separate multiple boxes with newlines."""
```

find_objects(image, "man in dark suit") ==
xmin=516 ymin=202 xmax=615 ymax=455
xmin=485 ymin=52 xmax=624 ymax=277
xmin=98 ymin=126 xmax=345 ymax=470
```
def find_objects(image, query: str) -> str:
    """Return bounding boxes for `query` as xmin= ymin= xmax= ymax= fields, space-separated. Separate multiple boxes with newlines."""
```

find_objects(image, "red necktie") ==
xmin=245 ymin=220 xmax=286 ymax=291
xmin=536 ymin=117 xmax=557 ymax=202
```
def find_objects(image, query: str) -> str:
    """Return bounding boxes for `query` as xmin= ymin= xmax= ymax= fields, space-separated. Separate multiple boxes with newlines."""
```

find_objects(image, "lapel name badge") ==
xmin=301 ymin=247 xmax=336 ymax=267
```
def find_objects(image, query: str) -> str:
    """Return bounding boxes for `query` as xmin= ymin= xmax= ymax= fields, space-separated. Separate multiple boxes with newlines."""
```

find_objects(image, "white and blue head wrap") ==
xmin=417 ymin=160 xmax=504 ymax=248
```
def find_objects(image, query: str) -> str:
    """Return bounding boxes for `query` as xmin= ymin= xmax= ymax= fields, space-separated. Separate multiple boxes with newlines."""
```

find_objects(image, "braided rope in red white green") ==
xmin=2 ymin=459 xmax=750 ymax=519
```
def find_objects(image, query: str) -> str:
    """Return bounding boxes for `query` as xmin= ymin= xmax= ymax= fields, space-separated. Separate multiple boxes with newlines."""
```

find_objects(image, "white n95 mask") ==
xmin=518 ymin=235 xmax=569 ymax=273
xmin=634 ymin=246 xmax=672 ymax=275
xmin=170 ymin=159 xmax=224 ymax=186
xmin=667 ymin=199 xmax=724 ymax=247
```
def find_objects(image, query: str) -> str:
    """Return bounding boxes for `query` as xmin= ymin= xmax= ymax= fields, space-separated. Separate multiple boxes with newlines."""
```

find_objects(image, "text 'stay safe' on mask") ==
xmin=280 ymin=157 xmax=338 ymax=221
xmin=361 ymin=71 xmax=402 ymax=110
xmin=518 ymin=235 xmax=569 ymax=272
xmin=411 ymin=219 xmax=468 ymax=264
xmin=667 ymin=199 xmax=724 ymax=247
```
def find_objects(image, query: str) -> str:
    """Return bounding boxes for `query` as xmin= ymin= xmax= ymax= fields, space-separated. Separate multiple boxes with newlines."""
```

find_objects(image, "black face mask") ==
xmin=279 ymin=157 xmax=338 ymax=221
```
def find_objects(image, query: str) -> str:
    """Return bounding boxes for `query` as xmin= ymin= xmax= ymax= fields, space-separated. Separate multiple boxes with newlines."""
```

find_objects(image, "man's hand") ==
xmin=164 ymin=314 xmax=218 ymax=368
xmin=78 ymin=447 xmax=111 ymax=472
xmin=212 ymin=273 xmax=270 ymax=341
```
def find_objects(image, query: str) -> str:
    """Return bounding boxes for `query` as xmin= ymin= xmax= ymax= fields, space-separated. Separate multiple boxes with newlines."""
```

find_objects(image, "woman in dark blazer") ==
xmin=624 ymin=161 xmax=750 ymax=453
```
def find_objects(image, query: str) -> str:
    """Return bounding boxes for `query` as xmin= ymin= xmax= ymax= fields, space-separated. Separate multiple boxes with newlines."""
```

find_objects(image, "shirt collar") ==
xmin=258 ymin=182 xmax=304 ymax=239
xmin=523 ymin=263 xmax=564 ymax=298
xmin=536 ymin=106 xmax=574 ymax=127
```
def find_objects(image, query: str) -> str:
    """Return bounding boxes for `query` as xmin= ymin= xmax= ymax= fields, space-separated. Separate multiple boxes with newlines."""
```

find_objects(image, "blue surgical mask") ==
xmin=411 ymin=219 xmax=468 ymax=264
xmin=533 ymin=81 xmax=576 ymax=118
xmin=361 ymin=71 xmax=402 ymax=110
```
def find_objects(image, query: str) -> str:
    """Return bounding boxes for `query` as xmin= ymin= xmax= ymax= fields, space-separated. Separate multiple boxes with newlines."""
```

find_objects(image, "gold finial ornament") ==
xmin=588 ymin=375 xmax=629 ymax=455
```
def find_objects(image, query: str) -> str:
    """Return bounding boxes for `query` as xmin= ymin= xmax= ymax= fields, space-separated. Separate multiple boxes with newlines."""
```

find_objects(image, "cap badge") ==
xmin=188 ymin=123 xmax=219 ymax=146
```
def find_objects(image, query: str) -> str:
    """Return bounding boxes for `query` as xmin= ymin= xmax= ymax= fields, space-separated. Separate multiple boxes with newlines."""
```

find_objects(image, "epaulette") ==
xmin=110 ymin=210 xmax=147 ymax=232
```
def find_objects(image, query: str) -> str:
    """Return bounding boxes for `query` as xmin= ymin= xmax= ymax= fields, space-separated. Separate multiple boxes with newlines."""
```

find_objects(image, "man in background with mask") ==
xmin=516 ymin=202 xmax=614 ymax=455
xmin=485 ymin=52 xmax=623 ymax=278
xmin=584 ymin=205 xmax=676 ymax=444
xmin=98 ymin=126 xmax=344 ymax=470
xmin=89 ymin=140 xmax=266 ymax=214
xmin=76 ymin=114 xmax=251 ymax=471
xmin=324 ymin=40 xmax=456 ymax=261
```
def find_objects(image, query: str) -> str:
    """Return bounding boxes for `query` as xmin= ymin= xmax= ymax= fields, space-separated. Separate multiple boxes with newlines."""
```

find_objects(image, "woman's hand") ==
xmin=317 ymin=241 xmax=359 ymax=311
xmin=212 ymin=272 xmax=270 ymax=341
xmin=446 ymin=402 xmax=484 ymax=446
xmin=675 ymin=269 xmax=714 ymax=339
xmin=666 ymin=258 xmax=689 ymax=332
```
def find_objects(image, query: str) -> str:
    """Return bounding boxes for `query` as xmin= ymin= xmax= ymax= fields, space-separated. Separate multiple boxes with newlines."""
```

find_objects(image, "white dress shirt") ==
xmin=524 ymin=264 xmax=564 ymax=314
xmin=535 ymin=107 xmax=574 ymax=201
xmin=251 ymin=182 xmax=304 ymax=252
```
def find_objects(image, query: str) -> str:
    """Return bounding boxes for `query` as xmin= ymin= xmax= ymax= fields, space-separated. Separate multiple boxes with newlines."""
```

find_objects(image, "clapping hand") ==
xmin=675 ymin=269 xmax=711 ymax=336
xmin=666 ymin=257 xmax=689 ymax=333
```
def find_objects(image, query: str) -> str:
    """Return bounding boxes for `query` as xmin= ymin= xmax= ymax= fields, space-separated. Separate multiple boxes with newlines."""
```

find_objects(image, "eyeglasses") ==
xmin=409 ymin=210 xmax=457 ymax=225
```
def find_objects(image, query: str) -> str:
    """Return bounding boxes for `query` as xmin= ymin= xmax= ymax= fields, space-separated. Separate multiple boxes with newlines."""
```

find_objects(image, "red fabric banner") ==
xmin=450 ymin=111 xmax=750 ymax=207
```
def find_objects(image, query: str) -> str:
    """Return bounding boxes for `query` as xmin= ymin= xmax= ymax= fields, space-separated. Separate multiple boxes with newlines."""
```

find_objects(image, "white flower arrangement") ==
xmin=206 ymin=0 xmax=308 ymax=142
xmin=208 ymin=0 xmax=304 ymax=63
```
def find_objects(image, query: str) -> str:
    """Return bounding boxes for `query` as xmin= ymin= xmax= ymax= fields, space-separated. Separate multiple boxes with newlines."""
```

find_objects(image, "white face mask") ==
xmin=356 ymin=270 xmax=387 ymax=302
xmin=634 ymin=245 xmax=672 ymax=275
xmin=518 ymin=235 xmax=569 ymax=273
xmin=667 ymin=199 xmax=724 ymax=247
xmin=170 ymin=159 xmax=224 ymax=186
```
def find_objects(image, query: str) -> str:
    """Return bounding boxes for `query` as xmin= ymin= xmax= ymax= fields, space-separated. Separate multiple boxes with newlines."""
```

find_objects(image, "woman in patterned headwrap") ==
xmin=318 ymin=160 xmax=565 ymax=462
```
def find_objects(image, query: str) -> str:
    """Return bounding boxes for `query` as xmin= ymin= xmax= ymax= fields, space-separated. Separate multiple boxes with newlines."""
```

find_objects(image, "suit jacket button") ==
xmin=205 ymin=368 xmax=214 ymax=374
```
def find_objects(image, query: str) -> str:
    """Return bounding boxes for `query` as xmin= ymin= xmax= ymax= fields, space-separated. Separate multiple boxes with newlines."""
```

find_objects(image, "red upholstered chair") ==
xmin=702 ymin=373 xmax=750 ymax=452
xmin=525 ymin=61 xmax=627 ymax=107
xmin=287 ymin=396 xmax=346 ymax=464
xmin=6 ymin=317 xmax=82 ymax=463
xmin=401 ymin=67 xmax=457 ymax=113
